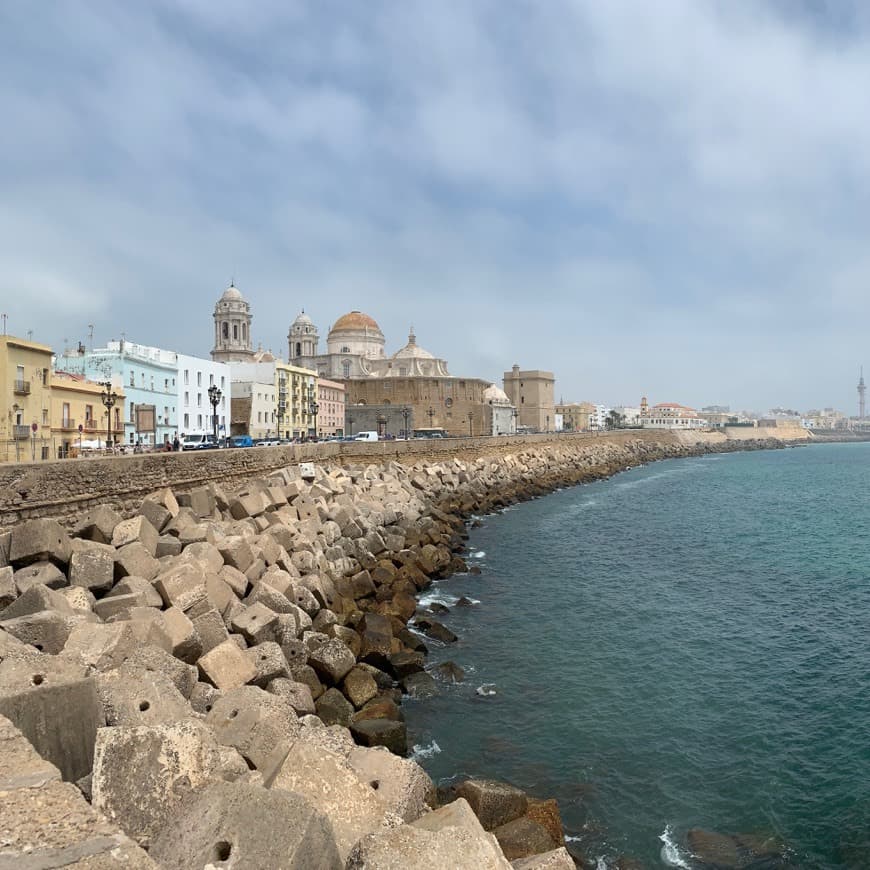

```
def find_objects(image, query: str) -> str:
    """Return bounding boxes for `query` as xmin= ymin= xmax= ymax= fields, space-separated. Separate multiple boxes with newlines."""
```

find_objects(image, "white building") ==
xmin=639 ymin=398 xmax=708 ymax=429
xmin=613 ymin=406 xmax=642 ymax=427
xmin=231 ymin=381 xmax=276 ymax=439
xmin=177 ymin=354 xmax=230 ymax=438
xmin=589 ymin=404 xmax=611 ymax=430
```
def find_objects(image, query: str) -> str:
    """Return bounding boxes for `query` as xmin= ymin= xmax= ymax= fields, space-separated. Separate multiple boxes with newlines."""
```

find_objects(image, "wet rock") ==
xmin=457 ymin=778 xmax=529 ymax=831
xmin=432 ymin=660 xmax=465 ymax=682
xmin=316 ymin=686 xmax=355 ymax=727
xmin=350 ymin=717 xmax=408 ymax=756
xmin=493 ymin=816 xmax=558 ymax=861
xmin=402 ymin=671 xmax=439 ymax=698
xmin=412 ymin=617 xmax=458 ymax=643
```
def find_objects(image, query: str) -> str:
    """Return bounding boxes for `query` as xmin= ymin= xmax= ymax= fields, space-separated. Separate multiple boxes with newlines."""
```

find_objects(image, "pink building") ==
xmin=317 ymin=378 xmax=346 ymax=436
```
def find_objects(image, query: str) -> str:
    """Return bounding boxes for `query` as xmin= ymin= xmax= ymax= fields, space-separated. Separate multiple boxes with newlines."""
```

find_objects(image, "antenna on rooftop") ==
xmin=88 ymin=324 xmax=94 ymax=349
xmin=859 ymin=367 xmax=866 ymax=420
xmin=26 ymin=330 xmax=33 ymax=341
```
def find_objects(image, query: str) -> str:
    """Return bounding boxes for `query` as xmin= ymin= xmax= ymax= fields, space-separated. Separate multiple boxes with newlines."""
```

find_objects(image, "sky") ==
xmin=2 ymin=0 xmax=869 ymax=413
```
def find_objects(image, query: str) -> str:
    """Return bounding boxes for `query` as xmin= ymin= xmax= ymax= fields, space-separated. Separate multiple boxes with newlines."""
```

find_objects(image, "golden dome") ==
xmin=330 ymin=311 xmax=382 ymax=333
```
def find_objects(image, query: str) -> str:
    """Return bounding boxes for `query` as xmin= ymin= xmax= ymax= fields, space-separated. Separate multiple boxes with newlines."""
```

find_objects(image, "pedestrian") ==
xmin=173 ymin=434 xmax=180 ymax=452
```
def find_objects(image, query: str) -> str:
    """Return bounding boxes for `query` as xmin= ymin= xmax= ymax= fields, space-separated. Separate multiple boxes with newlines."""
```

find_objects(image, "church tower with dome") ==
xmin=288 ymin=311 xmax=320 ymax=363
xmin=211 ymin=283 xmax=254 ymax=362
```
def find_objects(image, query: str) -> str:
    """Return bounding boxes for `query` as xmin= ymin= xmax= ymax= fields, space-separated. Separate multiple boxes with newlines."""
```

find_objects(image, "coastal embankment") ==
xmin=0 ymin=427 xmax=810 ymax=868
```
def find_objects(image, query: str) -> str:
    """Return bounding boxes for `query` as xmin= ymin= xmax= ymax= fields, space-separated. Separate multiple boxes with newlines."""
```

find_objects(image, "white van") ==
xmin=180 ymin=434 xmax=211 ymax=450
xmin=354 ymin=431 xmax=379 ymax=442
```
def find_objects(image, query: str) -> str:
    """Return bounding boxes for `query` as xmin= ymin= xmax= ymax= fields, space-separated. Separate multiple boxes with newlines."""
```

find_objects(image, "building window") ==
xmin=130 ymin=371 xmax=135 ymax=386
xmin=342 ymin=361 xmax=351 ymax=379
xmin=197 ymin=372 xmax=202 ymax=387
xmin=184 ymin=413 xmax=189 ymax=428
xmin=233 ymin=324 xmax=238 ymax=340
xmin=184 ymin=392 xmax=189 ymax=406
xmin=341 ymin=346 xmax=350 ymax=353
xmin=222 ymin=323 xmax=228 ymax=339
xmin=130 ymin=401 xmax=135 ymax=421
xmin=197 ymin=414 xmax=202 ymax=427
xmin=209 ymin=373 xmax=214 ymax=387
xmin=164 ymin=378 xmax=169 ymax=390
xmin=85 ymin=404 xmax=93 ymax=422
xmin=221 ymin=376 xmax=225 ymax=389
xmin=197 ymin=393 xmax=202 ymax=407
xmin=184 ymin=370 xmax=189 ymax=384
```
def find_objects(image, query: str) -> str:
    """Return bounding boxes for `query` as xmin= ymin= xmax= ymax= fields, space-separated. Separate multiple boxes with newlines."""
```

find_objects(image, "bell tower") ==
xmin=211 ymin=283 xmax=254 ymax=362
xmin=288 ymin=311 xmax=319 ymax=364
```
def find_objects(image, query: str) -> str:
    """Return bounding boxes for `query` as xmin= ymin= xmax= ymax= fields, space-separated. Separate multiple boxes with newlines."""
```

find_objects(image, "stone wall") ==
xmin=0 ymin=427 xmax=810 ymax=528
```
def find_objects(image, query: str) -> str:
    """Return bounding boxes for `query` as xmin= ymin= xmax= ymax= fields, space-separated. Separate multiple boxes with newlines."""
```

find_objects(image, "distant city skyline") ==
xmin=2 ymin=1 xmax=869 ymax=411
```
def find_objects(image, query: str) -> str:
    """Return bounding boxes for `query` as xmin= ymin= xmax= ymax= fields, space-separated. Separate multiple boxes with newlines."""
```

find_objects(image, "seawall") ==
xmin=0 ymin=427 xmax=810 ymax=528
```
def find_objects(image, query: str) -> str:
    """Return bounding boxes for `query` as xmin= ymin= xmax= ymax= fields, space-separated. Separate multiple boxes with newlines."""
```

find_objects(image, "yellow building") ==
xmin=50 ymin=371 xmax=126 ymax=457
xmin=556 ymin=401 xmax=596 ymax=431
xmin=1 ymin=334 xmax=54 ymax=462
xmin=275 ymin=360 xmax=317 ymax=439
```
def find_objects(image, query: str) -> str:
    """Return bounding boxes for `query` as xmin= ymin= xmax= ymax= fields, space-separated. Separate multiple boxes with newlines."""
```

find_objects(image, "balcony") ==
xmin=13 ymin=380 xmax=30 ymax=395
xmin=13 ymin=425 xmax=30 ymax=440
xmin=60 ymin=418 xmax=76 ymax=430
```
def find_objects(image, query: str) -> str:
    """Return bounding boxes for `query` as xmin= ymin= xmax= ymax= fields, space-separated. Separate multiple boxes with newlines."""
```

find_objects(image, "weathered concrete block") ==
xmin=197 ymin=639 xmax=257 ymax=690
xmin=350 ymin=717 xmax=408 ymax=756
xmin=113 ymin=542 xmax=160 ymax=581
xmin=150 ymin=779 xmax=342 ymax=870
xmin=218 ymin=536 xmax=255 ymax=572
xmin=456 ymin=779 xmax=530 ymax=831
xmin=308 ymin=637 xmax=356 ymax=685
xmin=492 ymin=816 xmax=559 ymax=861
xmin=0 ymin=583 xmax=74 ymax=622
xmin=1 ymin=610 xmax=88 ymax=655
xmin=229 ymin=491 xmax=267 ymax=520
xmin=511 ymin=847 xmax=576 ymax=869
xmin=138 ymin=498 xmax=172 ymax=534
xmin=230 ymin=601 xmax=280 ymax=645
xmin=0 ymin=565 xmax=14 ymax=608
xmin=12 ymin=559 xmax=67 ymax=594
xmin=191 ymin=607 xmax=230 ymax=654
xmin=347 ymin=798 xmax=512 ymax=869
xmin=245 ymin=580 xmax=295 ymax=614
xmin=72 ymin=505 xmax=122 ymax=544
xmin=177 ymin=485 xmax=216 ymax=518
xmin=63 ymin=621 xmax=141 ymax=671
xmin=111 ymin=515 xmax=159 ymax=557
xmin=92 ymin=720 xmax=221 ymax=849
xmin=121 ymin=645 xmax=198 ymax=699
xmin=155 ymin=533 xmax=183 ymax=558
xmin=342 ymin=665 xmax=379 ymax=709
xmin=106 ymin=575 xmax=163 ymax=607
xmin=93 ymin=592 xmax=151 ymax=622
xmin=154 ymin=563 xmax=208 ymax=612
xmin=266 ymin=677 xmax=316 ymax=716
xmin=68 ymin=548 xmax=115 ymax=594
xmin=0 ymin=662 xmax=103 ymax=782
xmin=9 ymin=518 xmax=72 ymax=568
xmin=348 ymin=746 xmax=436 ymax=823
xmin=245 ymin=640 xmax=291 ymax=687
xmin=316 ymin=686 xmax=355 ymax=727
xmin=182 ymin=541 xmax=224 ymax=573
xmin=96 ymin=666 xmax=192 ymax=727
xmin=162 ymin=606 xmax=203 ymax=663
xmin=0 ymin=709 xmax=62 ymax=789
xmin=270 ymin=739 xmax=394 ymax=861
xmin=205 ymin=685 xmax=300 ymax=771
xmin=220 ymin=563 xmax=249 ymax=598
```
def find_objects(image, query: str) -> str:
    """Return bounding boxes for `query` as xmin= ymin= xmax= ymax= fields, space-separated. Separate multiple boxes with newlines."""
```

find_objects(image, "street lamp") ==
xmin=99 ymin=382 xmax=118 ymax=448
xmin=467 ymin=410 xmax=474 ymax=437
xmin=511 ymin=408 xmax=519 ymax=434
xmin=348 ymin=414 xmax=354 ymax=437
xmin=309 ymin=399 xmax=319 ymax=439
xmin=207 ymin=385 xmax=222 ymax=443
xmin=401 ymin=406 xmax=410 ymax=439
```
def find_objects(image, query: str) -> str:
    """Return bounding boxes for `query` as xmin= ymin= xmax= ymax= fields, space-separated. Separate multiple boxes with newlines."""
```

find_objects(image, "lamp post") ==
xmin=467 ymin=411 xmax=474 ymax=437
xmin=277 ymin=407 xmax=284 ymax=441
xmin=546 ymin=414 xmax=550 ymax=433
xmin=401 ymin=406 xmax=410 ymax=439
xmin=309 ymin=399 xmax=319 ymax=439
xmin=511 ymin=408 xmax=518 ymax=434
xmin=207 ymin=385 xmax=222 ymax=443
xmin=99 ymin=382 xmax=118 ymax=448
xmin=348 ymin=414 xmax=354 ymax=437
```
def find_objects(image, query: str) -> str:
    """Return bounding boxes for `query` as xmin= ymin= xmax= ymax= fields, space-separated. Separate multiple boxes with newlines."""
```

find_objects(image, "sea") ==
xmin=403 ymin=441 xmax=870 ymax=869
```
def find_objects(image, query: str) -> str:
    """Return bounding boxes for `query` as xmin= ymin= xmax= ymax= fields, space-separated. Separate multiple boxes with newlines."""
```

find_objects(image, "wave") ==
xmin=410 ymin=740 xmax=441 ymax=760
xmin=418 ymin=590 xmax=459 ymax=608
xmin=470 ymin=550 xmax=486 ymax=559
xmin=659 ymin=826 xmax=693 ymax=868
xmin=476 ymin=683 xmax=497 ymax=696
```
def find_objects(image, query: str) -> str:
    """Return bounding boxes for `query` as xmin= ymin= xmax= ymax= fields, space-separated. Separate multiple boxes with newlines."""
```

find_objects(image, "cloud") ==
xmin=1 ymin=0 xmax=869 ymax=411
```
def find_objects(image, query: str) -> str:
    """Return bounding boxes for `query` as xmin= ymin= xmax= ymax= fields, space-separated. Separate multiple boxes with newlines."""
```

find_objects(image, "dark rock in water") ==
xmin=432 ymin=661 xmax=465 ymax=683
xmin=428 ymin=602 xmax=450 ymax=614
xmin=469 ymin=566 xmax=482 ymax=576
xmin=413 ymin=617 xmax=458 ymax=644
xmin=350 ymin=718 xmax=408 ymax=756
xmin=470 ymin=520 xmax=483 ymax=529
xmin=387 ymin=650 xmax=426 ymax=680
xmin=353 ymin=694 xmax=403 ymax=723
xmin=687 ymin=828 xmax=789 ymax=869
xmin=526 ymin=797 xmax=565 ymax=847
xmin=401 ymin=671 xmax=439 ymax=698
xmin=456 ymin=778 xmax=528 ymax=831
xmin=449 ymin=556 xmax=468 ymax=574
xmin=492 ymin=815 xmax=558 ymax=861
xmin=456 ymin=596 xmax=476 ymax=607
xmin=396 ymin=627 xmax=428 ymax=654
xmin=314 ymin=687 xmax=354 ymax=727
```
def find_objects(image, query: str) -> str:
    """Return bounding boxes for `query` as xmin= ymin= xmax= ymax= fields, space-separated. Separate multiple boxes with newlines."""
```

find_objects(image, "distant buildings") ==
xmin=638 ymin=397 xmax=708 ymax=429
xmin=1 ymin=334 xmax=55 ymax=461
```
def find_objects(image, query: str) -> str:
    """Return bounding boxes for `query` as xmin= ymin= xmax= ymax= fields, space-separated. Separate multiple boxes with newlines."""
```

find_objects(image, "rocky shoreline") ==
xmin=0 ymin=433 xmax=802 ymax=868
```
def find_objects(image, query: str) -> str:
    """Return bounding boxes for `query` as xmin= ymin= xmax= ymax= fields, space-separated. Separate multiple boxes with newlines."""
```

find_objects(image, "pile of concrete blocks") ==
xmin=0 ymin=455 xmax=581 ymax=867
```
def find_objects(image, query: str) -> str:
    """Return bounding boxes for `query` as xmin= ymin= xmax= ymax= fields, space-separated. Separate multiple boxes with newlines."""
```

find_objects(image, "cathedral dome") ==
xmin=484 ymin=384 xmax=511 ymax=404
xmin=330 ymin=311 xmax=382 ymax=334
xmin=293 ymin=310 xmax=314 ymax=327
xmin=221 ymin=283 xmax=243 ymax=302
xmin=393 ymin=328 xmax=434 ymax=360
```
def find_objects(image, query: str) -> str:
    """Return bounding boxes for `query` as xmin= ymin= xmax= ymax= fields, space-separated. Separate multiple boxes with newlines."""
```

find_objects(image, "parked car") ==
xmin=191 ymin=438 xmax=220 ymax=450
xmin=354 ymin=431 xmax=379 ymax=442
xmin=254 ymin=437 xmax=282 ymax=447
xmin=228 ymin=435 xmax=253 ymax=448
xmin=180 ymin=434 xmax=211 ymax=450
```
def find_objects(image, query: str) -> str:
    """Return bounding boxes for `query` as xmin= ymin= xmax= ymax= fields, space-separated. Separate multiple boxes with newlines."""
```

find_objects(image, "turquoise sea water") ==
xmin=403 ymin=442 xmax=870 ymax=868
